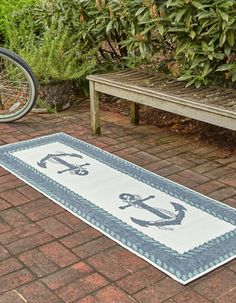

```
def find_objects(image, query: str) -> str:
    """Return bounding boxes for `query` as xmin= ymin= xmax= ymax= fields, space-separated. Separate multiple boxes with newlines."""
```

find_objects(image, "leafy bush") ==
xmin=158 ymin=0 xmax=236 ymax=87
xmin=4 ymin=0 xmax=236 ymax=88
xmin=7 ymin=17 xmax=97 ymax=83
xmin=0 ymin=0 xmax=37 ymax=45
xmin=24 ymin=0 xmax=166 ymax=68
xmin=30 ymin=0 xmax=236 ymax=87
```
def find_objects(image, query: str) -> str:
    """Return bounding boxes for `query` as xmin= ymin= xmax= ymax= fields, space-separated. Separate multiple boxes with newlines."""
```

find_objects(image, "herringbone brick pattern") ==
xmin=0 ymin=100 xmax=235 ymax=303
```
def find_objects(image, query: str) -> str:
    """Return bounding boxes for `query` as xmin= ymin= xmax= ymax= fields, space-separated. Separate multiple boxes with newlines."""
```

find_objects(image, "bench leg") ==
xmin=130 ymin=102 xmax=139 ymax=125
xmin=89 ymin=81 xmax=101 ymax=135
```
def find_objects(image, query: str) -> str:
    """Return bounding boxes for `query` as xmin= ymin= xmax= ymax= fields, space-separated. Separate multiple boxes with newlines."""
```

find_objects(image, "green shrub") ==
xmin=158 ymin=0 xmax=236 ymax=87
xmin=7 ymin=17 xmax=97 ymax=83
xmin=31 ymin=0 xmax=236 ymax=87
xmin=5 ymin=0 xmax=236 ymax=88
xmin=24 ymin=0 xmax=166 ymax=68
xmin=0 ymin=0 xmax=38 ymax=45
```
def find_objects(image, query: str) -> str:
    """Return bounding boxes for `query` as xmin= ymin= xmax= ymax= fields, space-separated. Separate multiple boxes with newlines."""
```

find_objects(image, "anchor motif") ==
xmin=119 ymin=193 xmax=187 ymax=229
xmin=37 ymin=152 xmax=90 ymax=176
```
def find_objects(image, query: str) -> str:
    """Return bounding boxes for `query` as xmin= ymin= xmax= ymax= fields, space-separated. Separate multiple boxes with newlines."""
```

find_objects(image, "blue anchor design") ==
xmin=119 ymin=193 xmax=187 ymax=229
xmin=37 ymin=152 xmax=90 ymax=176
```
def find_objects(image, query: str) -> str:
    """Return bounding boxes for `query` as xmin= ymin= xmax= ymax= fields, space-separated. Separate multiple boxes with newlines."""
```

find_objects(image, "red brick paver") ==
xmin=0 ymin=100 xmax=235 ymax=302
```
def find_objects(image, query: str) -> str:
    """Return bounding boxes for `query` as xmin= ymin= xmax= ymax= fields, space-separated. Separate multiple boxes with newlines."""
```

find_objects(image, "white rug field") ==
xmin=0 ymin=133 xmax=235 ymax=284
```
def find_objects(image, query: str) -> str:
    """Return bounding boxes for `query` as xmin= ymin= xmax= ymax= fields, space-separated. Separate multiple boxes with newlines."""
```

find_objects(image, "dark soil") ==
xmin=100 ymin=97 xmax=236 ymax=152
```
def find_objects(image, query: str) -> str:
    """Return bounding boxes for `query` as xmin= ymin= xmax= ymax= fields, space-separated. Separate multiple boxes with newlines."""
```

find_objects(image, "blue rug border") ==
xmin=0 ymin=132 xmax=235 ymax=283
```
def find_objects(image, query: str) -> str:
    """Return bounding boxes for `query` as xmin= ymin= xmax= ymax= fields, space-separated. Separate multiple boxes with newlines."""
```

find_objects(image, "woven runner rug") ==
xmin=0 ymin=133 xmax=235 ymax=284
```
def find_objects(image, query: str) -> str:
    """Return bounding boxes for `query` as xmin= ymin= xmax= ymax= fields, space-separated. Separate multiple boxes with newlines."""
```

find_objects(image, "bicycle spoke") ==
xmin=0 ymin=48 xmax=38 ymax=121
xmin=0 ymin=86 xmax=29 ymax=94
xmin=0 ymin=93 xmax=27 ymax=101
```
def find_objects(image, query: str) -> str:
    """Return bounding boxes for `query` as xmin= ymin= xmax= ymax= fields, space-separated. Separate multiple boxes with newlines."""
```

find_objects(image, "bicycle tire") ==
xmin=0 ymin=47 xmax=38 ymax=122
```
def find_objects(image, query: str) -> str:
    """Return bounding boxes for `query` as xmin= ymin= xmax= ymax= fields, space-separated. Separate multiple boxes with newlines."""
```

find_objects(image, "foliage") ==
xmin=35 ymin=98 xmax=57 ymax=113
xmin=25 ymin=0 xmax=166 ymax=68
xmin=29 ymin=0 xmax=236 ymax=86
xmin=0 ymin=0 xmax=37 ymax=45
xmin=7 ymin=18 xmax=97 ymax=83
xmin=2 ymin=0 xmax=236 ymax=88
xmin=158 ymin=0 xmax=236 ymax=87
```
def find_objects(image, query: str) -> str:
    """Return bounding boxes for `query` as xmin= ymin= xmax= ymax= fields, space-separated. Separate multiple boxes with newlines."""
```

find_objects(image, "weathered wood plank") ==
xmin=130 ymin=102 xmax=139 ymax=125
xmin=87 ymin=70 xmax=236 ymax=134
xmin=89 ymin=80 xmax=101 ymax=135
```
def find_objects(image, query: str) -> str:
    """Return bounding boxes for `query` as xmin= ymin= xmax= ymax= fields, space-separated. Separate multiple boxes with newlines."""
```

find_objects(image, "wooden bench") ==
xmin=87 ymin=69 xmax=236 ymax=134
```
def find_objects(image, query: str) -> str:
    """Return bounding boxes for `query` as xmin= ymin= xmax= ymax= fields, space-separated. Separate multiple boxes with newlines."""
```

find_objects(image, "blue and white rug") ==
xmin=0 ymin=133 xmax=235 ymax=284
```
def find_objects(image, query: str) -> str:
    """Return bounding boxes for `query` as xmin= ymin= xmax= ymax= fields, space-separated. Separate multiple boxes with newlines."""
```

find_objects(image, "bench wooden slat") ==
xmin=87 ymin=70 xmax=236 ymax=133
xmin=90 ymin=76 xmax=236 ymax=117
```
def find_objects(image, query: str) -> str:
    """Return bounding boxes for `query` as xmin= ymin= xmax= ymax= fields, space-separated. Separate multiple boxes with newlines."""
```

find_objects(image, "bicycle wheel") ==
xmin=0 ymin=47 xmax=38 ymax=122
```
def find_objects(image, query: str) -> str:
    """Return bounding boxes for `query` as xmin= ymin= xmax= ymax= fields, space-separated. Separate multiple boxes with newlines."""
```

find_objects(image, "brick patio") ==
xmin=0 ymin=100 xmax=235 ymax=303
